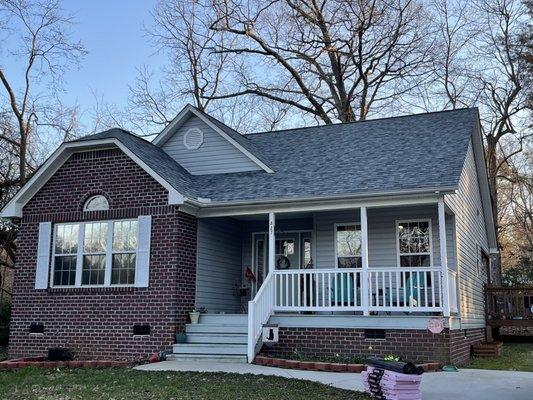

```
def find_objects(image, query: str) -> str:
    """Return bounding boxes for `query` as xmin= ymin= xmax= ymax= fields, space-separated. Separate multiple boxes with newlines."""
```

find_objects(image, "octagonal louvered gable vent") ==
xmin=183 ymin=128 xmax=204 ymax=150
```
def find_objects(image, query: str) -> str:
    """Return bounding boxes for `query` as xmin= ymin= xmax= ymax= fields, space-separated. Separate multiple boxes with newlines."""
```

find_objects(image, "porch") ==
xmin=191 ymin=199 xmax=461 ymax=362
xmin=196 ymin=202 xmax=458 ymax=318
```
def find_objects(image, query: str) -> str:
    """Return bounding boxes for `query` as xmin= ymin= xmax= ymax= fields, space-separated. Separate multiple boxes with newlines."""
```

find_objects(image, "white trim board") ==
xmin=0 ymin=138 xmax=186 ymax=218
xmin=152 ymin=104 xmax=273 ymax=173
xmin=269 ymin=314 xmax=463 ymax=330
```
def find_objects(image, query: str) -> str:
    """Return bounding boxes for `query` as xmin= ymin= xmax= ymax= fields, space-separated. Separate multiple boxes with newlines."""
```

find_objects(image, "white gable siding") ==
xmin=161 ymin=115 xmax=261 ymax=175
xmin=445 ymin=141 xmax=489 ymax=325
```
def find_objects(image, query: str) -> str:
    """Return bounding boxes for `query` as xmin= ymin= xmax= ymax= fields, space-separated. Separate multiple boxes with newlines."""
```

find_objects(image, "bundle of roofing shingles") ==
xmin=362 ymin=365 xmax=423 ymax=400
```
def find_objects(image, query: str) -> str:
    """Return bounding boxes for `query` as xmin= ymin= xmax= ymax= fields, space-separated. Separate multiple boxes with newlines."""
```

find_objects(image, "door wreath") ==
xmin=276 ymin=255 xmax=291 ymax=269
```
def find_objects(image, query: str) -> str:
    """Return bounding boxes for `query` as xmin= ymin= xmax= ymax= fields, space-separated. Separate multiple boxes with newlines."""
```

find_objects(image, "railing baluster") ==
xmin=416 ymin=272 xmax=421 ymax=308
xmin=424 ymin=272 xmax=428 ymax=308
xmin=431 ymin=271 xmax=436 ymax=307
xmin=315 ymin=271 xmax=319 ymax=308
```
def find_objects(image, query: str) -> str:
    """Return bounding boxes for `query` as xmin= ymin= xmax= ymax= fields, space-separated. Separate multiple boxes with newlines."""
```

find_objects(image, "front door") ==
xmin=252 ymin=231 xmax=313 ymax=296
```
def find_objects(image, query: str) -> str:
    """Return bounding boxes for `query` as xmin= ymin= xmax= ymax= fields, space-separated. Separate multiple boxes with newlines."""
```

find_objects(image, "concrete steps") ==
xmin=172 ymin=314 xmax=248 ymax=363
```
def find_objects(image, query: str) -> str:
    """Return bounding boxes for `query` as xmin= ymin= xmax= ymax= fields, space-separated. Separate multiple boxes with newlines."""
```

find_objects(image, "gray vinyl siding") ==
xmin=239 ymin=207 xmax=455 ymax=276
xmin=314 ymin=206 xmax=444 ymax=269
xmin=161 ymin=115 xmax=261 ymax=175
xmin=445 ymin=141 xmax=489 ymax=323
xmin=196 ymin=217 xmax=243 ymax=313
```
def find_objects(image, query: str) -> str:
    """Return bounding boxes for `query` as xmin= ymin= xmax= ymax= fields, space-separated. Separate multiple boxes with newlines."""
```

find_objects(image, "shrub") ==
xmin=0 ymin=298 xmax=11 ymax=346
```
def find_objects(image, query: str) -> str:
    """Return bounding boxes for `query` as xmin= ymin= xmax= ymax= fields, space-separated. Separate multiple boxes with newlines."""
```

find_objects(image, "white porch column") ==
xmin=268 ymin=212 xmax=276 ymax=275
xmin=438 ymin=198 xmax=451 ymax=317
xmin=360 ymin=207 xmax=370 ymax=316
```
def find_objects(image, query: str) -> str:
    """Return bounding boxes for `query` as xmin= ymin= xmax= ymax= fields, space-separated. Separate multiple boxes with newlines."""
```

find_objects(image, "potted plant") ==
xmin=175 ymin=332 xmax=187 ymax=344
xmin=189 ymin=309 xmax=201 ymax=324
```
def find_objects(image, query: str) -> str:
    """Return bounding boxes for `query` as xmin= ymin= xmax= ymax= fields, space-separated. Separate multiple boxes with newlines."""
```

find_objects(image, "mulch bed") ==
xmin=254 ymin=355 xmax=442 ymax=373
xmin=0 ymin=356 xmax=130 ymax=370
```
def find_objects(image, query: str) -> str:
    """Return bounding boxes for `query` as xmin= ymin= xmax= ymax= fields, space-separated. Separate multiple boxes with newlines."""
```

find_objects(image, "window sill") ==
xmin=47 ymin=286 xmax=140 ymax=293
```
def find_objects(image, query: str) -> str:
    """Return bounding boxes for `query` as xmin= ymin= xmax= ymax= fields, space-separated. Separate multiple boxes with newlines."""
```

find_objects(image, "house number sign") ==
xmin=427 ymin=318 xmax=444 ymax=334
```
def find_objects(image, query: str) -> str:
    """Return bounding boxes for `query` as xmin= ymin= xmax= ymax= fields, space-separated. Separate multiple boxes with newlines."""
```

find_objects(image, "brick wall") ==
xmin=262 ymin=327 xmax=485 ymax=365
xmin=8 ymin=148 xmax=197 ymax=360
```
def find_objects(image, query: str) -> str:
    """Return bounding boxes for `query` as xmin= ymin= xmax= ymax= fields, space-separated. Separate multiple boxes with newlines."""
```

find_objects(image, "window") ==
xmin=112 ymin=220 xmax=138 ymax=285
xmin=397 ymin=220 xmax=432 ymax=267
xmin=302 ymin=238 xmax=312 ymax=268
xmin=53 ymin=224 xmax=79 ymax=286
xmin=82 ymin=222 xmax=107 ymax=285
xmin=335 ymin=224 xmax=361 ymax=268
xmin=275 ymin=239 xmax=295 ymax=256
xmin=83 ymin=195 xmax=109 ymax=211
xmin=53 ymin=219 xmax=138 ymax=287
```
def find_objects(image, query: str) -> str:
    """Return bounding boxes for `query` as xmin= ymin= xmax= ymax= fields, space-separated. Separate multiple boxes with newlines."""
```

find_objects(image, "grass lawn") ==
xmin=0 ymin=367 xmax=370 ymax=400
xmin=466 ymin=343 xmax=533 ymax=372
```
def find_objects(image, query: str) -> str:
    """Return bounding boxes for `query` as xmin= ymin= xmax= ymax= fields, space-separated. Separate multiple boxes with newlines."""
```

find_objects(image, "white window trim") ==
xmin=395 ymin=219 xmax=434 ymax=268
xmin=334 ymin=222 xmax=361 ymax=268
xmin=51 ymin=219 xmax=139 ymax=288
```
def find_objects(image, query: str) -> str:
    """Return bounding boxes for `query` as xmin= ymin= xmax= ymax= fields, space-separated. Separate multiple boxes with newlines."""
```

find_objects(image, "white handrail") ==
xmin=247 ymin=272 xmax=275 ymax=363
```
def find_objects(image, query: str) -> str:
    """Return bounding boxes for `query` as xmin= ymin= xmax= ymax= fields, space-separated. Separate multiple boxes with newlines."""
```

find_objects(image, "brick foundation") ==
xmin=8 ymin=148 xmax=197 ymax=360
xmin=261 ymin=327 xmax=485 ymax=365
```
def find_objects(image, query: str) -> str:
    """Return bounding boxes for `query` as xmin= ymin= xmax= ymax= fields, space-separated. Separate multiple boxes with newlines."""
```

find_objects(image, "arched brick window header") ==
xmin=79 ymin=191 xmax=111 ymax=212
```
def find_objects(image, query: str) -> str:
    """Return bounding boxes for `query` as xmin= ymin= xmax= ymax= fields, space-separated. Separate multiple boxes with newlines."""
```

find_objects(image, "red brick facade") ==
xmin=261 ymin=327 xmax=485 ymax=365
xmin=8 ymin=148 xmax=197 ymax=360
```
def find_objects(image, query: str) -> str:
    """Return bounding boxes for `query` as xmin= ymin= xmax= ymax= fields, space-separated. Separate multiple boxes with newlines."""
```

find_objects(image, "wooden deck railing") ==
xmin=485 ymin=286 xmax=533 ymax=326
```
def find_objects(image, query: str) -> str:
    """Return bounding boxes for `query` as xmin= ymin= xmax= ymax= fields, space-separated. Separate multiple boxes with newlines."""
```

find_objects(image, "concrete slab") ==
xmin=135 ymin=361 xmax=533 ymax=400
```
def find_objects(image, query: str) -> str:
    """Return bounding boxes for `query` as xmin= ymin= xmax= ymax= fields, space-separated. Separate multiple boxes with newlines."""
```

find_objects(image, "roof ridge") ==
xmin=245 ymin=107 xmax=477 ymax=136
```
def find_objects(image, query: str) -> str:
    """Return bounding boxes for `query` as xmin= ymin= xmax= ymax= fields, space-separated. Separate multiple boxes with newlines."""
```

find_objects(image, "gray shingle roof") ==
xmin=74 ymin=108 xmax=478 ymax=204
xmin=73 ymin=128 xmax=199 ymax=199
xmin=194 ymin=108 xmax=477 ymax=202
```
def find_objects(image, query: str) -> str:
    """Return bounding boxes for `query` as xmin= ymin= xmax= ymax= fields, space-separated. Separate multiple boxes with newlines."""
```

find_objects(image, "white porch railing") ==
xmin=247 ymin=266 xmax=458 ymax=362
xmin=273 ymin=268 xmax=363 ymax=312
xmin=367 ymin=267 xmax=443 ymax=312
xmin=247 ymin=272 xmax=275 ymax=362
xmin=269 ymin=267 xmax=454 ymax=313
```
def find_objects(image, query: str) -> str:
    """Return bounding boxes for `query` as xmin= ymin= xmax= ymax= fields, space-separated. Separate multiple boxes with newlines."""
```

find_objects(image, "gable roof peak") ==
xmin=152 ymin=104 xmax=274 ymax=173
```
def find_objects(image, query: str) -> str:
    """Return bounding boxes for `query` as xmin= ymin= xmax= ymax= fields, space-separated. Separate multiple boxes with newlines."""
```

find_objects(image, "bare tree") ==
xmin=0 ymin=0 xmax=85 ymax=299
xmin=208 ymin=0 xmax=435 ymax=123
xmin=474 ymin=0 xmax=531 ymax=240
xmin=0 ymin=0 xmax=86 ymax=186
xmin=128 ymin=0 xmax=234 ymax=132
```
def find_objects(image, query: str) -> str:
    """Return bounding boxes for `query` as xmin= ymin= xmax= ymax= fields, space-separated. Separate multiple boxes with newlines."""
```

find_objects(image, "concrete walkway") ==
xmin=135 ymin=360 xmax=533 ymax=400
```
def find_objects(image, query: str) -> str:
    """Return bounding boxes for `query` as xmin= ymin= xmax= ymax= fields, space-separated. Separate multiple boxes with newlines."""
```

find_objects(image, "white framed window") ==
xmin=83 ymin=195 xmax=109 ymax=211
xmin=112 ymin=220 xmax=138 ymax=285
xmin=334 ymin=223 xmax=361 ymax=268
xmin=53 ymin=224 xmax=79 ymax=286
xmin=396 ymin=219 xmax=433 ymax=267
xmin=52 ymin=219 xmax=140 ymax=288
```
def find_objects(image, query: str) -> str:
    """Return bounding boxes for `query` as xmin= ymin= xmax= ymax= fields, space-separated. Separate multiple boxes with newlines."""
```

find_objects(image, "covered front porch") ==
xmin=195 ymin=200 xmax=459 ymax=318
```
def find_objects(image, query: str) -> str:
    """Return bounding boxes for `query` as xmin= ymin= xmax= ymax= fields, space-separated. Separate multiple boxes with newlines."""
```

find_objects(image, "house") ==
xmin=1 ymin=105 xmax=497 ymax=365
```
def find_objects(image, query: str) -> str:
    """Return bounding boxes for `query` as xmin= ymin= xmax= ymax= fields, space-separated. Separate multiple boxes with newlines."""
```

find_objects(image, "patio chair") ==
xmin=384 ymin=271 xmax=426 ymax=310
xmin=331 ymin=272 xmax=358 ymax=306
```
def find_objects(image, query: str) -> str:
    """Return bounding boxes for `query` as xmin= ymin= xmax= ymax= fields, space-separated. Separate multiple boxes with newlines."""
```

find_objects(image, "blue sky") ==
xmin=1 ymin=0 xmax=165 ymax=129
xmin=61 ymin=0 xmax=164 ymax=113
